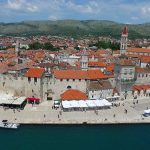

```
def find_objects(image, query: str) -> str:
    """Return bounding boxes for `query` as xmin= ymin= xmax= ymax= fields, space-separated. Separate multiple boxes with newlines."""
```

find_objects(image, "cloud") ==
xmin=1 ymin=0 xmax=150 ymax=23
xmin=48 ymin=15 xmax=59 ymax=21
xmin=141 ymin=7 xmax=150 ymax=14
xmin=6 ymin=0 xmax=38 ymax=13
xmin=66 ymin=1 xmax=100 ymax=14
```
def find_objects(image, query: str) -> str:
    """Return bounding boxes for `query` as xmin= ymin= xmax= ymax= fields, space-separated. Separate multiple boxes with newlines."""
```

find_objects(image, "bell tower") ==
xmin=120 ymin=26 xmax=128 ymax=55
xmin=80 ymin=47 xmax=88 ymax=70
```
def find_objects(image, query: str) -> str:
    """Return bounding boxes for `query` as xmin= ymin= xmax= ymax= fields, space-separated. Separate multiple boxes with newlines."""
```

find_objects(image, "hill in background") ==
xmin=0 ymin=20 xmax=150 ymax=39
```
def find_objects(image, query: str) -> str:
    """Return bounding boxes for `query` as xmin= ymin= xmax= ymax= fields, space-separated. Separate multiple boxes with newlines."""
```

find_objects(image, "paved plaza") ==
xmin=0 ymin=98 xmax=150 ymax=124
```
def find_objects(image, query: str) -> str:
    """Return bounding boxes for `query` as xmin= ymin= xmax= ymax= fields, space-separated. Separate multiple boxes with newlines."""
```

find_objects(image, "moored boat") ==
xmin=0 ymin=120 xmax=20 ymax=129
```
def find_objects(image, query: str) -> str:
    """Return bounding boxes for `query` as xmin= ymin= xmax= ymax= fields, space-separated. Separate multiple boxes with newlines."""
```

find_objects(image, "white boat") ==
xmin=0 ymin=120 xmax=20 ymax=129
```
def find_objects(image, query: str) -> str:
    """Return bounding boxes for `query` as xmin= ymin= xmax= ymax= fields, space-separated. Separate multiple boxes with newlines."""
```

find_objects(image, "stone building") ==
xmin=120 ymin=26 xmax=128 ymax=55
xmin=135 ymin=68 xmax=150 ymax=85
xmin=114 ymin=59 xmax=135 ymax=98
xmin=88 ymin=80 xmax=113 ymax=100
xmin=24 ymin=68 xmax=46 ymax=102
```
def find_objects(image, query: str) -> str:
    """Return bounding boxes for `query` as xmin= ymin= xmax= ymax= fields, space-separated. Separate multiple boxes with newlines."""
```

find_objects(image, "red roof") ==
xmin=25 ymin=68 xmax=45 ymax=78
xmin=61 ymin=89 xmax=87 ymax=100
xmin=106 ymin=64 xmax=115 ymax=72
xmin=26 ymin=97 xmax=40 ymax=101
xmin=53 ymin=69 xmax=110 ymax=80
xmin=87 ymin=70 xmax=107 ymax=80
xmin=53 ymin=70 xmax=88 ymax=79
xmin=88 ymin=61 xmax=106 ymax=67
xmin=132 ymin=85 xmax=150 ymax=91
xmin=127 ymin=48 xmax=150 ymax=53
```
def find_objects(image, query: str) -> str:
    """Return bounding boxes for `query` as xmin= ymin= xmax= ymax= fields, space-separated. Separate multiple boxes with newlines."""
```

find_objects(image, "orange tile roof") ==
xmin=87 ymin=70 xmax=107 ymax=80
xmin=140 ymin=56 xmax=150 ymax=63
xmin=53 ymin=70 xmax=88 ymax=79
xmin=61 ymin=89 xmax=87 ymax=100
xmin=133 ymin=85 xmax=150 ymax=91
xmin=88 ymin=61 xmax=106 ymax=67
xmin=7 ymin=48 xmax=15 ymax=51
xmin=25 ymin=68 xmax=45 ymax=78
xmin=53 ymin=69 xmax=113 ymax=80
xmin=128 ymin=48 xmax=150 ymax=53
xmin=136 ymin=68 xmax=150 ymax=73
xmin=120 ymin=59 xmax=134 ymax=66
xmin=106 ymin=64 xmax=115 ymax=72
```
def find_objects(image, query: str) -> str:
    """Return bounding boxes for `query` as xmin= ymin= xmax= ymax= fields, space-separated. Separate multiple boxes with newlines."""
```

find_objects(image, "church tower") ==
xmin=15 ymin=39 xmax=20 ymax=64
xmin=80 ymin=47 xmax=88 ymax=70
xmin=120 ymin=26 xmax=128 ymax=55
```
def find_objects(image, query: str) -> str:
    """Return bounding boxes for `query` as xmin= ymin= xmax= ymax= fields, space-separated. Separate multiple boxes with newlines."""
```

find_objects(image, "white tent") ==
xmin=144 ymin=109 xmax=150 ymax=114
xmin=86 ymin=100 xmax=96 ymax=107
xmin=12 ymin=97 xmax=26 ymax=105
xmin=93 ymin=100 xmax=105 ymax=107
xmin=102 ymin=99 xmax=112 ymax=106
xmin=69 ymin=100 xmax=80 ymax=108
xmin=62 ymin=101 xmax=71 ymax=109
xmin=78 ymin=100 xmax=88 ymax=108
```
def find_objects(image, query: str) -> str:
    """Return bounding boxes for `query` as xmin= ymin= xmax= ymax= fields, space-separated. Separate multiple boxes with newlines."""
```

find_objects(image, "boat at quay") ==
xmin=0 ymin=120 xmax=20 ymax=129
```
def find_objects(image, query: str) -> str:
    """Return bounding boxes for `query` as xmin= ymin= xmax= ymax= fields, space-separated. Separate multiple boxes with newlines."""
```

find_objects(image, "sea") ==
xmin=0 ymin=124 xmax=149 ymax=150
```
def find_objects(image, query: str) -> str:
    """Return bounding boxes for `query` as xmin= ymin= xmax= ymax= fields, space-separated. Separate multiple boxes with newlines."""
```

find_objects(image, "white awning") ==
xmin=62 ymin=101 xmax=71 ymax=109
xmin=12 ymin=97 xmax=26 ymax=105
xmin=62 ymin=99 xmax=111 ymax=109
xmin=86 ymin=100 xmax=96 ymax=107
xmin=78 ymin=100 xmax=88 ymax=108
xmin=144 ymin=109 xmax=150 ymax=114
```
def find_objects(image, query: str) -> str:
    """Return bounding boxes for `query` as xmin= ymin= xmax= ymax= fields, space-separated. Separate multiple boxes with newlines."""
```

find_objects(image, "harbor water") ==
xmin=0 ymin=124 xmax=149 ymax=150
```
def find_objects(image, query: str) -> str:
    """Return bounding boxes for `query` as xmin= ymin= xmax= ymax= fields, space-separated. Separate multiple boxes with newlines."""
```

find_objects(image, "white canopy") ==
xmin=12 ymin=97 xmax=26 ymax=105
xmin=78 ymin=100 xmax=88 ymax=108
xmin=62 ymin=101 xmax=71 ymax=109
xmin=62 ymin=99 xmax=112 ymax=109
xmin=144 ymin=109 xmax=150 ymax=114
xmin=69 ymin=100 xmax=80 ymax=108
xmin=86 ymin=100 xmax=96 ymax=107
xmin=94 ymin=100 xmax=104 ymax=107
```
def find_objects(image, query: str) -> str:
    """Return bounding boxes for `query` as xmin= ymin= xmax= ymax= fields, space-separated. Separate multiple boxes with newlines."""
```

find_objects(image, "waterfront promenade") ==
xmin=0 ymin=98 xmax=150 ymax=124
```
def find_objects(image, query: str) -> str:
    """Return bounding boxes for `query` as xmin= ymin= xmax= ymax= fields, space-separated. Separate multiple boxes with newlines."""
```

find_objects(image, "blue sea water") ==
xmin=0 ymin=124 xmax=150 ymax=150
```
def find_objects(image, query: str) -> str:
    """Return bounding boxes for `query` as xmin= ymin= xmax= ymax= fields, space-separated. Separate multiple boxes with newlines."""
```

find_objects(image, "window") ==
xmin=67 ymin=85 xmax=71 ymax=89
xmin=28 ymin=77 xmax=31 ymax=82
xmin=138 ymin=74 xmax=140 ymax=77
xmin=146 ymin=74 xmax=148 ymax=77
xmin=60 ymin=79 xmax=63 ymax=82
xmin=34 ymin=77 xmax=37 ymax=83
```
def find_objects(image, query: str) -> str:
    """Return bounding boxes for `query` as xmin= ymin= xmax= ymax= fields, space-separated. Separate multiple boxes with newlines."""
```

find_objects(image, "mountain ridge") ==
xmin=0 ymin=20 xmax=150 ymax=39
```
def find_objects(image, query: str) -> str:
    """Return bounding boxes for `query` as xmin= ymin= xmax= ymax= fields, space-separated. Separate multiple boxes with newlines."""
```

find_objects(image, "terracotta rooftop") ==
xmin=119 ymin=59 xmax=134 ymax=66
xmin=127 ymin=48 xmax=150 ymax=53
xmin=88 ymin=61 xmax=106 ymax=67
xmin=136 ymin=68 xmax=150 ymax=73
xmin=88 ymin=80 xmax=113 ymax=91
xmin=53 ymin=70 xmax=88 ymax=79
xmin=87 ymin=70 xmax=107 ymax=80
xmin=133 ymin=85 xmax=150 ymax=91
xmin=53 ymin=69 xmax=110 ymax=80
xmin=106 ymin=64 xmax=115 ymax=72
xmin=25 ymin=68 xmax=45 ymax=78
xmin=61 ymin=89 xmax=87 ymax=100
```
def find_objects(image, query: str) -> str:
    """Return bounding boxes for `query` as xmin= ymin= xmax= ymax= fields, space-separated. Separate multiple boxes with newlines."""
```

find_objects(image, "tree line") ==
xmin=89 ymin=40 xmax=120 ymax=50
xmin=29 ymin=42 xmax=60 ymax=51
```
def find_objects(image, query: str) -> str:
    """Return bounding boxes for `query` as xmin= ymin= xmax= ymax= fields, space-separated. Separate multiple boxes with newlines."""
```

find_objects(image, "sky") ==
xmin=0 ymin=0 xmax=150 ymax=24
